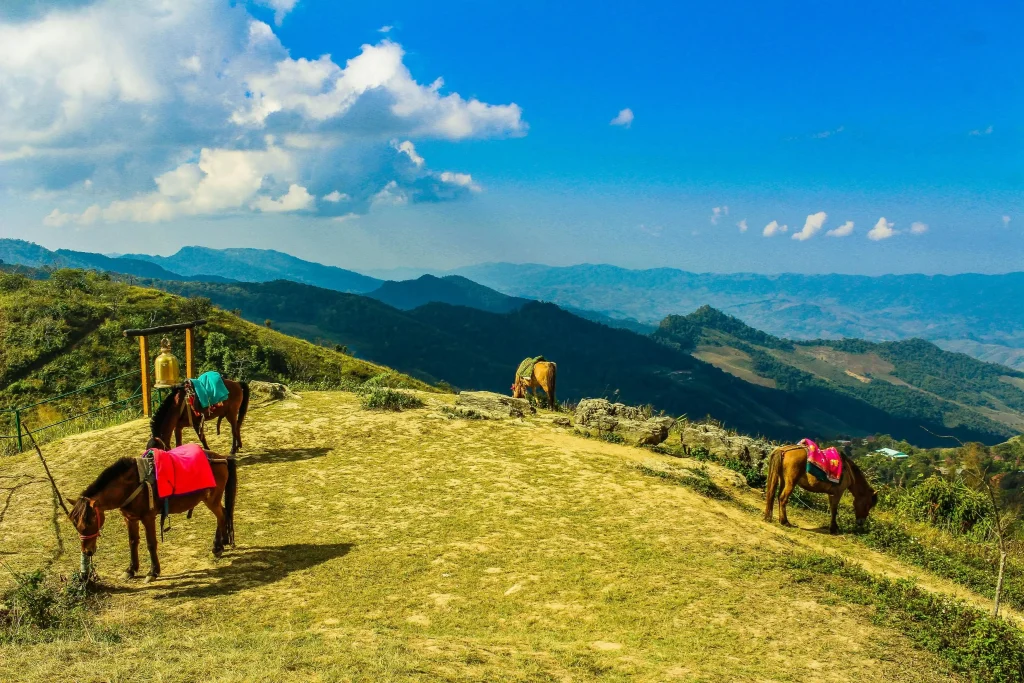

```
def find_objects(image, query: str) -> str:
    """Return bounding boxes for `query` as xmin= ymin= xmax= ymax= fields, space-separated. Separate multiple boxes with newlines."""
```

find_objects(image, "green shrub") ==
xmin=896 ymin=476 xmax=992 ymax=536
xmin=359 ymin=387 xmax=424 ymax=412
xmin=0 ymin=568 xmax=108 ymax=643
xmin=635 ymin=464 xmax=728 ymax=500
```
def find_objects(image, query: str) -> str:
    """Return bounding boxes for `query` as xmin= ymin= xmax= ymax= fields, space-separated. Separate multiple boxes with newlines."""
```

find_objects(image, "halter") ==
xmin=78 ymin=530 xmax=101 ymax=541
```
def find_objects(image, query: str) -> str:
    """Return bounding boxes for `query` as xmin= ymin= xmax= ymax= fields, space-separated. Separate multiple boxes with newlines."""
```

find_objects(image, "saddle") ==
xmin=146 ymin=443 xmax=218 ymax=537
xmin=800 ymin=439 xmax=843 ymax=484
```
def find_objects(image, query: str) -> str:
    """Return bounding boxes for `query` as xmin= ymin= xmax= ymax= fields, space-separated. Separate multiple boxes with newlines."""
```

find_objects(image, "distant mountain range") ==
xmin=445 ymin=263 xmax=1024 ymax=370
xmin=3 ymin=240 xmax=1022 ymax=372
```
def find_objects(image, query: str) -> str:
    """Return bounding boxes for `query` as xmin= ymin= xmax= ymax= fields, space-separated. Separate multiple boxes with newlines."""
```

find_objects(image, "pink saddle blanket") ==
xmin=800 ymin=439 xmax=843 ymax=484
xmin=151 ymin=443 xmax=216 ymax=498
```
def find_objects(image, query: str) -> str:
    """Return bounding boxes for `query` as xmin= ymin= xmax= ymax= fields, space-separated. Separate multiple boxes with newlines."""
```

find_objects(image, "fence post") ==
xmin=14 ymin=409 xmax=23 ymax=453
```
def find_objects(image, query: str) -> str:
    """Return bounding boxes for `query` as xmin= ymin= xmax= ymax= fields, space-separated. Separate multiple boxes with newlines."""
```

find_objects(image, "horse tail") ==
xmin=238 ymin=381 xmax=250 ymax=427
xmin=224 ymin=458 xmax=237 ymax=546
xmin=548 ymin=364 xmax=557 ymax=410
xmin=763 ymin=447 xmax=783 ymax=521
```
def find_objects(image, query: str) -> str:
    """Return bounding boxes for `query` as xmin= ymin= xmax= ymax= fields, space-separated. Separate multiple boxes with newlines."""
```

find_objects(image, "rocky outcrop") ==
xmin=678 ymin=421 xmax=775 ymax=470
xmin=452 ymin=391 xmax=536 ymax=420
xmin=248 ymin=381 xmax=296 ymax=402
xmin=574 ymin=398 xmax=675 ymax=446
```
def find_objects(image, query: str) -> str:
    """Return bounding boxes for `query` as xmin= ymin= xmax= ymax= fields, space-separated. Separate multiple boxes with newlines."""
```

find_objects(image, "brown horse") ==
xmin=763 ymin=444 xmax=877 ymax=533
xmin=512 ymin=360 xmax=557 ymax=409
xmin=152 ymin=378 xmax=250 ymax=455
xmin=67 ymin=441 xmax=237 ymax=581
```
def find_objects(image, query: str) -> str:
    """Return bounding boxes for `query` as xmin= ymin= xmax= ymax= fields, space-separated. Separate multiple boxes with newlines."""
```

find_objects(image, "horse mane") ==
xmin=150 ymin=387 xmax=181 ymax=437
xmin=82 ymin=457 xmax=136 ymax=498
xmin=842 ymin=455 xmax=873 ymax=493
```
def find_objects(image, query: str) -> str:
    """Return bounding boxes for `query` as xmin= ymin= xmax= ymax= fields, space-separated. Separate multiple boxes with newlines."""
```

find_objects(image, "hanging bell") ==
xmin=153 ymin=337 xmax=181 ymax=388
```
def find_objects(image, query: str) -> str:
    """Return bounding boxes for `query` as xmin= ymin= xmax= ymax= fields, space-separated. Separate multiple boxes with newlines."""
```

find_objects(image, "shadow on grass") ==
xmin=154 ymin=542 xmax=353 ymax=599
xmin=237 ymin=447 xmax=332 ymax=467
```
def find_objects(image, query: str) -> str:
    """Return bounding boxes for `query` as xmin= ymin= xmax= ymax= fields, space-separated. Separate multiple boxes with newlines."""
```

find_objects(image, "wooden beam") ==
xmin=123 ymin=319 xmax=207 ymax=338
xmin=139 ymin=336 xmax=152 ymax=417
xmin=185 ymin=327 xmax=194 ymax=380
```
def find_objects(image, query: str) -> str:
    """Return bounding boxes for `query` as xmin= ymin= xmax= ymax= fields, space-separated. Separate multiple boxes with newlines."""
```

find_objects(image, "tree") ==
xmin=961 ymin=442 xmax=1023 ymax=618
xmin=264 ymin=319 xmax=273 ymax=329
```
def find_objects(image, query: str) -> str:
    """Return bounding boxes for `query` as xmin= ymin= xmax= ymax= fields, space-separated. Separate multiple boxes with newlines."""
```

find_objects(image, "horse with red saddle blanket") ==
xmin=763 ymin=438 xmax=877 ymax=534
xmin=67 ymin=439 xmax=236 ymax=581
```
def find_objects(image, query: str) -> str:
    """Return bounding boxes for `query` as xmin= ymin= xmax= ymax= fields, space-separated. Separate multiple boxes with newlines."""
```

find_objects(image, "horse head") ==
xmin=849 ymin=462 xmax=878 ymax=527
xmin=68 ymin=497 xmax=105 ymax=556
xmin=511 ymin=379 xmax=525 ymax=399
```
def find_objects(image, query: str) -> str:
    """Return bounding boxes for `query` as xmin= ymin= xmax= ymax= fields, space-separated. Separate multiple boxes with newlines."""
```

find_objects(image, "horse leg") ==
xmin=204 ymin=495 xmax=226 ymax=557
xmin=174 ymin=424 xmax=183 ymax=448
xmin=123 ymin=518 xmax=140 ymax=579
xmin=196 ymin=422 xmax=211 ymax=451
xmin=778 ymin=478 xmax=797 ymax=527
xmin=828 ymin=493 xmax=842 ymax=534
xmin=142 ymin=515 xmax=160 ymax=581
xmin=226 ymin=412 xmax=240 ymax=455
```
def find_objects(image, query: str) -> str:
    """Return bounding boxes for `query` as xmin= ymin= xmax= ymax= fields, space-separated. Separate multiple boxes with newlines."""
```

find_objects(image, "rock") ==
xmin=552 ymin=416 xmax=572 ymax=427
xmin=678 ymin=421 xmax=775 ymax=471
xmin=573 ymin=398 xmax=675 ymax=446
xmin=248 ymin=381 xmax=295 ymax=402
xmin=452 ymin=391 xmax=536 ymax=420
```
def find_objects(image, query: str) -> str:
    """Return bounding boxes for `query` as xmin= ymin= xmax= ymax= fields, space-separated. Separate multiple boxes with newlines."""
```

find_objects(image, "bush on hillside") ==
xmin=359 ymin=387 xmax=424 ymax=412
xmin=894 ymin=476 xmax=992 ymax=537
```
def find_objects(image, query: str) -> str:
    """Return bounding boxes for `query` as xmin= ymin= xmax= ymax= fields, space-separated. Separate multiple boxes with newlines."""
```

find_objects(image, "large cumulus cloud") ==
xmin=0 ymin=0 xmax=525 ymax=224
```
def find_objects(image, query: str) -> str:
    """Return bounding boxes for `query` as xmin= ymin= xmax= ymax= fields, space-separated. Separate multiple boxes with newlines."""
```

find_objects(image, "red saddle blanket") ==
xmin=801 ymin=439 xmax=843 ymax=484
xmin=151 ymin=443 xmax=215 ymax=498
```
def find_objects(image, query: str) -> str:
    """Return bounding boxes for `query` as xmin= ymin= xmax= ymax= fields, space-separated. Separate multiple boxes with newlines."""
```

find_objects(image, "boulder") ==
xmin=452 ymin=391 xmax=536 ymax=420
xmin=678 ymin=421 xmax=775 ymax=470
xmin=574 ymin=398 xmax=675 ymax=446
xmin=248 ymin=381 xmax=295 ymax=402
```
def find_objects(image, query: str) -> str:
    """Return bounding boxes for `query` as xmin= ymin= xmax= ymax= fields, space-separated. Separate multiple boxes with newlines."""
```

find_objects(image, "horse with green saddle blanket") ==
xmin=151 ymin=371 xmax=250 ymax=455
xmin=512 ymin=356 xmax=558 ymax=409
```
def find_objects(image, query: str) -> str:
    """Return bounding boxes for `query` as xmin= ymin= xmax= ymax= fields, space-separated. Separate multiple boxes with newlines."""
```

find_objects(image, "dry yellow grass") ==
xmin=0 ymin=391 xmax=966 ymax=682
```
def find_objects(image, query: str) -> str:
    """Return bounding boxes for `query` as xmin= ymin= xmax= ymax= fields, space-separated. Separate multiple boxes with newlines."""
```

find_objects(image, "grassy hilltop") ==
xmin=3 ymin=391 xmax=1021 ymax=681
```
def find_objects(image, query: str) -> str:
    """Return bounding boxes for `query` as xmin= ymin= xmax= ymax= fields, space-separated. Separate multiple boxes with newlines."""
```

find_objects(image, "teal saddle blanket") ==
xmin=190 ymin=371 xmax=230 ymax=408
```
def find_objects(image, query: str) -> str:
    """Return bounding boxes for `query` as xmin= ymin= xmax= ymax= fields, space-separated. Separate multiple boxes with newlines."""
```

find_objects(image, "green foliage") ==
xmin=0 ymin=568 xmax=113 ymax=644
xmin=892 ymin=476 xmax=992 ymax=536
xmin=359 ymin=388 xmax=424 ymax=412
xmin=776 ymin=552 xmax=1024 ymax=683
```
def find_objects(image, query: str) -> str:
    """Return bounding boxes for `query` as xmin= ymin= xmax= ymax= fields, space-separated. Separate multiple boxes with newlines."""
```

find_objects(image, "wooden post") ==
xmin=185 ymin=327 xmax=194 ymax=381
xmin=139 ymin=336 xmax=152 ymax=417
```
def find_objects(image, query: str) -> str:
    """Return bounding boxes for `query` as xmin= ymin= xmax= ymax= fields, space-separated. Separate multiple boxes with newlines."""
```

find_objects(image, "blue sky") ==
xmin=0 ymin=0 xmax=1020 ymax=274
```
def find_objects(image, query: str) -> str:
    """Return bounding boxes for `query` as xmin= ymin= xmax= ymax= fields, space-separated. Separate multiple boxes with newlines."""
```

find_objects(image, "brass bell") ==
xmin=153 ymin=337 xmax=181 ymax=388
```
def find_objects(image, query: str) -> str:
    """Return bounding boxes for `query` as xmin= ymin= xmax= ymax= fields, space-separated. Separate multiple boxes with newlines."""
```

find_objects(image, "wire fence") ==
xmin=1 ymin=371 xmax=144 ymax=455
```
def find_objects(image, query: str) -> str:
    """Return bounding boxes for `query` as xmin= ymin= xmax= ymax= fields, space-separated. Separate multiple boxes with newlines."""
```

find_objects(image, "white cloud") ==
xmin=969 ymin=125 xmax=993 ymax=136
xmin=826 ymin=220 xmax=854 ymax=237
xmin=763 ymin=220 xmax=787 ymax=237
xmin=1002 ymin=215 xmax=1012 ymax=227
xmin=323 ymin=190 xmax=349 ymax=203
xmin=378 ymin=25 xmax=393 ymax=33
xmin=792 ymin=211 xmax=827 ymax=241
xmin=372 ymin=180 xmax=409 ymax=207
xmin=0 ymin=1 xmax=524 ymax=223
xmin=252 ymin=183 xmax=314 ymax=213
xmin=393 ymin=139 xmax=424 ymax=167
xmin=910 ymin=221 xmax=928 ymax=235
xmin=710 ymin=205 xmax=729 ymax=225
xmin=867 ymin=217 xmax=896 ymax=241
xmin=332 ymin=212 xmax=359 ymax=223
xmin=256 ymin=0 xmax=298 ymax=26
xmin=439 ymin=171 xmax=481 ymax=192
xmin=737 ymin=219 xmax=748 ymax=233
xmin=610 ymin=108 xmax=634 ymax=128
xmin=810 ymin=125 xmax=844 ymax=139
xmin=232 ymin=40 xmax=525 ymax=140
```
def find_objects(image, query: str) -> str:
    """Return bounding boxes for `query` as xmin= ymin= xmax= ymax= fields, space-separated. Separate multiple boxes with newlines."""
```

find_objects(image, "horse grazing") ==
xmin=67 ymin=442 xmax=237 ymax=581
xmin=152 ymin=378 xmax=250 ymax=455
xmin=512 ymin=359 xmax=557 ymax=409
xmin=763 ymin=444 xmax=877 ymax=533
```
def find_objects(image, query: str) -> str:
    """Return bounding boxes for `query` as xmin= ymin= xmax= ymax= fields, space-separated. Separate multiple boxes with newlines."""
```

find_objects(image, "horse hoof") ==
xmin=122 ymin=570 xmax=135 ymax=581
xmin=144 ymin=575 xmax=156 ymax=584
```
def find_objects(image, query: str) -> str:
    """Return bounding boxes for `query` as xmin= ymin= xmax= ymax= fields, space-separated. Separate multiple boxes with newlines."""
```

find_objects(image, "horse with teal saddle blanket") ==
xmin=151 ymin=371 xmax=250 ymax=455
